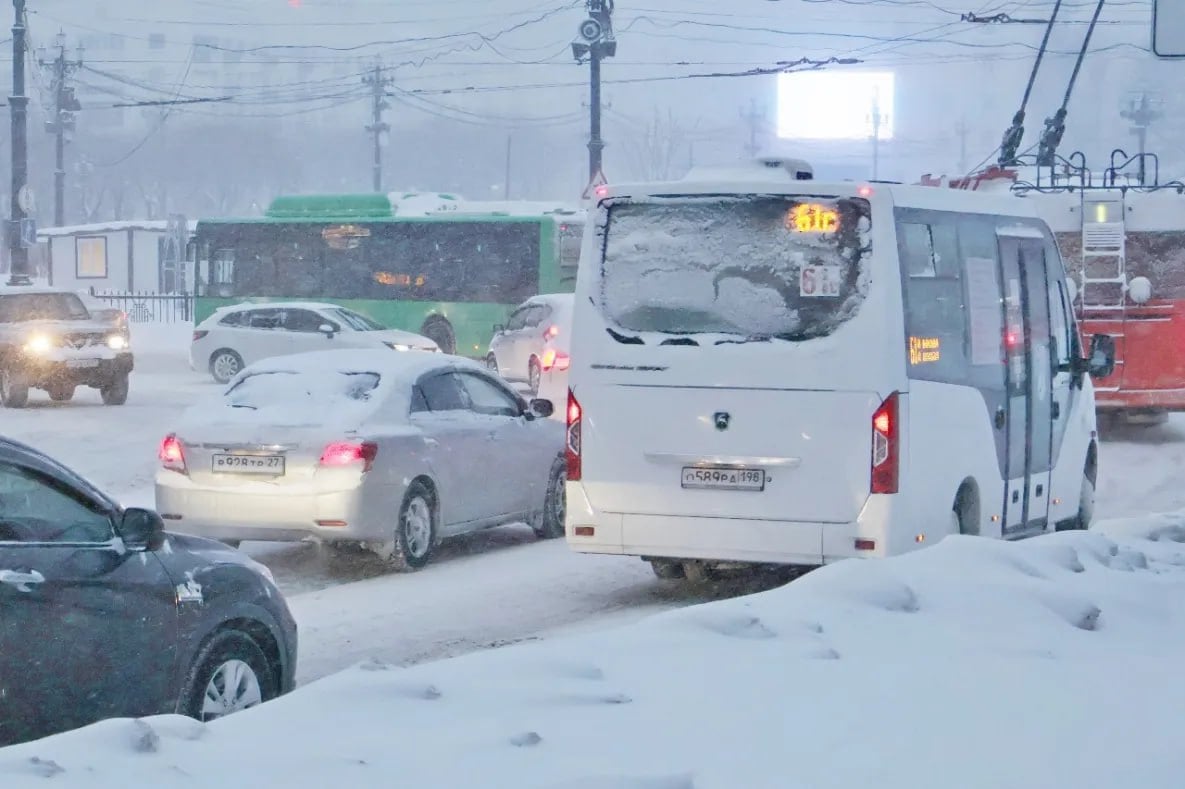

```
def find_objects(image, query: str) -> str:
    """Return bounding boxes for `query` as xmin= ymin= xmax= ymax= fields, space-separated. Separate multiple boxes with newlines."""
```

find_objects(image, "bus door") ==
xmin=997 ymin=231 xmax=1054 ymax=536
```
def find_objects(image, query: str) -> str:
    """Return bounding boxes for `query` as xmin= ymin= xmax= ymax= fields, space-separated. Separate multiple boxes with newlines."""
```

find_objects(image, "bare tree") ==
xmin=619 ymin=108 xmax=696 ymax=182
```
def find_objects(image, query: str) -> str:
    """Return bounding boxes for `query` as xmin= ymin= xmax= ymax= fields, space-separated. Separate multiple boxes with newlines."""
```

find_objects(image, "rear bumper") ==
xmin=154 ymin=472 xmax=384 ymax=543
xmin=1095 ymin=388 xmax=1185 ymax=412
xmin=564 ymin=482 xmax=908 ymax=565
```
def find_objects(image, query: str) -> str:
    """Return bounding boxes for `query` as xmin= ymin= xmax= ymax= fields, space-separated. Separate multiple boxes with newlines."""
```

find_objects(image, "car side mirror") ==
xmin=493 ymin=324 xmax=505 ymax=334
xmin=528 ymin=398 xmax=554 ymax=419
xmin=1087 ymin=333 xmax=1116 ymax=379
xmin=118 ymin=507 xmax=165 ymax=551
xmin=319 ymin=323 xmax=336 ymax=338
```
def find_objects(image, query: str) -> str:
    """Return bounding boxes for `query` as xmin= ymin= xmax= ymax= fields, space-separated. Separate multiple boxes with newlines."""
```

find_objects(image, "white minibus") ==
xmin=563 ymin=158 xmax=1116 ymax=581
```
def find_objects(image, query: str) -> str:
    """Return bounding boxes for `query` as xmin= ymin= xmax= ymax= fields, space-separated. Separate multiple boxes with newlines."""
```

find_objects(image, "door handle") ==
xmin=994 ymin=407 xmax=1006 ymax=430
xmin=0 ymin=569 xmax=45 ymax=592
xmin=1051 ymin=401 xmax=1061 ymax=419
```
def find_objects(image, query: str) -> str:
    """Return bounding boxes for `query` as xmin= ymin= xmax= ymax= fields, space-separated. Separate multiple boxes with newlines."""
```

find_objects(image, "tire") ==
xmin=0 ymin=368 xmax=29 ymax=409
xmin=528 ymin=356 xmax=542 ymax=396
xmin=100 ymin=373 xmax=129 ymax=406
xmin=1075 ymin=472 xmax=1095 ymax=531
xmin=486 ymin=353 xmax=500 ymax=374
xmin=48 ymin=383 xmax=75 ymax=402
xmin=210 ymin=349 xmax=243 ymax=384
xmin=649 ymin=559 xmax=686 ymax=580
xmin=179 ymin=630 xmax=276 ymax=723
xmin=533 ymin=454 xmax=566 ymax=539
xmin=384 ymin=482 xmax=437 ymax=572
xmin=420 ymin=317 xmax=456 ymax=356
xmin=952 ymin=487 xmax=978 ymax=536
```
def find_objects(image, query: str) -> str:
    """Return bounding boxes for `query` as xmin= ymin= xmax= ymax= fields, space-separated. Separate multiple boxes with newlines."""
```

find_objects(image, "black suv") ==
xmin=0 ymin=436 xmax=298 ymax=746
xmin=0 ymin=286 xmax=134 ymax=408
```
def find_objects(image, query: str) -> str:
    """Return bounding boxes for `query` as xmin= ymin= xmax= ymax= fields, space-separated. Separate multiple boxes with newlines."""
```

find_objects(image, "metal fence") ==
xmin=89 ymin=290 xmax=194 ymax=324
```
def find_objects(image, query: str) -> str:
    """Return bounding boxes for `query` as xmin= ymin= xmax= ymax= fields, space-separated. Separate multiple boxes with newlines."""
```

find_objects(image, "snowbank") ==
xmin=4 ymin=525 xmax=1185 ymax=788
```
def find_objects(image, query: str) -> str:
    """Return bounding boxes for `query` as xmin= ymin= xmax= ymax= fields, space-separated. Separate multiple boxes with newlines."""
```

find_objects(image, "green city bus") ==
xmin=190 ymin=193 xmax=585 ymax=356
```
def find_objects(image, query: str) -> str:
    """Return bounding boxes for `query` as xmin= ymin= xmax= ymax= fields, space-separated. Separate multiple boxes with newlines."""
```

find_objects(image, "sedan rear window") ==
xmin=225 ymin=370 xmax=381 ymax=407
xmin=600 ymin=195 xmax=871 ymax=341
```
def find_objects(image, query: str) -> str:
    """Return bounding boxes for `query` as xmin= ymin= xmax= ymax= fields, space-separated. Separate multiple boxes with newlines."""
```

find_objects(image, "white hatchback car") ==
xmin=486 ymin=294 xmax=573 ymax=395
xmin=191 ymin=302 xmax=439 ymax=383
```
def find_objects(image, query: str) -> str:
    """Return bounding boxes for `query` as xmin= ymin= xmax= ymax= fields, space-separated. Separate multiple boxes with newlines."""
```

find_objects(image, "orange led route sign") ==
xmin=787 ymin=203 xmax=839 ymax=233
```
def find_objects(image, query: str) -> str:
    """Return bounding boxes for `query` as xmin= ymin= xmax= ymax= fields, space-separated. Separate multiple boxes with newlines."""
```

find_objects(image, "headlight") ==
xmin=107 ymin=335 xmax=128 ymax=351
xmin=384 ymin=342 xmax=412 ymax=352
xmin=23 ymin=334 xmax=54 ymax=355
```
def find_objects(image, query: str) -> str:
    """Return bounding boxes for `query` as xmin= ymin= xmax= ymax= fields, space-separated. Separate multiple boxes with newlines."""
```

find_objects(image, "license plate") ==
xmin=212 ymin=454 xmax=285 ymax=475
xmin=681 ymin=466 xmax=766 ymax=491
xmin=66 ymin=359 xmax=99 ymax=369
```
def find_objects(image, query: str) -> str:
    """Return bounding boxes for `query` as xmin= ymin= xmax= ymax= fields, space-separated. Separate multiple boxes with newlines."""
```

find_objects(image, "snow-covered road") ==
xmin=4 ymin=322 xmax=1183 ymax=686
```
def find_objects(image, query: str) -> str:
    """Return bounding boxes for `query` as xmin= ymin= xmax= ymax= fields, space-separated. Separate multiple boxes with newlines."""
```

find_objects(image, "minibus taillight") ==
xmin=870 ymin=392 xmax=899 ymax=495
xmin=566 ymin=389 xmax=582 ymax=481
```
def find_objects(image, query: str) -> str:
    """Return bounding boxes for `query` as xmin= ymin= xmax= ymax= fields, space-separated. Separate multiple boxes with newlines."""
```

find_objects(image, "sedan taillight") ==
xmin=193 ymin=330 xmax=209 ymax=342
xmin=159 ymin=434 xmax=187 ymax=474
xmin=319 ymin=441 xmax=378 ymax=473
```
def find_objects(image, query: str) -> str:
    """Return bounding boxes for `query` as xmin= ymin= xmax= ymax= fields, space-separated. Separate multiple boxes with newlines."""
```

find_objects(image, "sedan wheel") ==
xmin=0 ymin=368 xmax=29 ymax=408
xmin=533 ymin=454 xmax=566 ymax=539
xmin=384 ymin=482 xmax=437 ymax=572
xmin=181 ymin=630 xmax=275 ymax=723
xmin=486 ymin=353 xmax=499 ymax=374
xmin=528 ymin=357 xmax=542 ymax=395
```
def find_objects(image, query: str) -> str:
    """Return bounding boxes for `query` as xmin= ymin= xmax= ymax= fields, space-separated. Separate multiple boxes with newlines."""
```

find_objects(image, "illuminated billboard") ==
xmin=776 ymin=71 xmax=896 ymax=141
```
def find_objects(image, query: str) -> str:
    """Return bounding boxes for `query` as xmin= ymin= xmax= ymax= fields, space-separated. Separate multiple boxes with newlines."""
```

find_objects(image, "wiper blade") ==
xmin=715 ymin=335 xmax=774 ymax=346
xmin=606 ymin=327 xmax=644 ymax=345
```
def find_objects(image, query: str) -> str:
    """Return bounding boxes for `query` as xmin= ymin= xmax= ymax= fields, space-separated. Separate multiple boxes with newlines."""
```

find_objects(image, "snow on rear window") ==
xmin=600 ymin=195 xmax=872 ymax=341
xmin=225 ymin=370 xmax=380 ymax=408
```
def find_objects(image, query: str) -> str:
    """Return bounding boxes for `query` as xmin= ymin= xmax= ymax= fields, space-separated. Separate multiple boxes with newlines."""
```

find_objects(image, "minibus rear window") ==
xmin=600 ymin=195 xmax=871 ymax=341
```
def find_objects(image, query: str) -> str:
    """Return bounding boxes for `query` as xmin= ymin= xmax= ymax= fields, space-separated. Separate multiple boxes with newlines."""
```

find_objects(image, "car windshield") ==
xmin=0 ymin=293 xmax=91 ymax=322
xmin=600 ymin=195 xmax=872 ymax=341
xmin=224 ymin=370 xmax=381 ymax=407
xmin=327 ymin=307 xmax=385 ymax=332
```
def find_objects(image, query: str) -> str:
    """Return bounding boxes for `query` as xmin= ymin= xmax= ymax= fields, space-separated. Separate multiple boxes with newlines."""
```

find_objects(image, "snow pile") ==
xmin=4 ymin=525 xmax=1185 ymax=788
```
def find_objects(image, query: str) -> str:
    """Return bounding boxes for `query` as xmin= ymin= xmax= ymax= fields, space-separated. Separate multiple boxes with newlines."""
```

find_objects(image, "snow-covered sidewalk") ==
xmin=4 ymin=519 xmax=1185 ymax=789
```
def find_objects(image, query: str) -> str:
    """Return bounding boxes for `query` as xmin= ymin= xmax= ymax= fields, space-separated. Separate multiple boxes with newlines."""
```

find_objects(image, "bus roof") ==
xmin=594 ymin=179 xmax=1045 ymax=219
xmin=195 ymin=193 xmax=585 ymax=227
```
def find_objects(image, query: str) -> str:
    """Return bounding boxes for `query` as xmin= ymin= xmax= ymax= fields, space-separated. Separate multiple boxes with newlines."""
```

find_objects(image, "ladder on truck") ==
xmin=1077 ymin=191 xmax=1126 ymax=391
xmin=1078 ymin=191 xmax=1127 ymax=312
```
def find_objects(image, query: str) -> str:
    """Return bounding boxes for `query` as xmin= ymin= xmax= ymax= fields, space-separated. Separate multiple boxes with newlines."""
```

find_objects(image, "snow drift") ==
xmin=3 ymin=520 xmax=1185 ymax=789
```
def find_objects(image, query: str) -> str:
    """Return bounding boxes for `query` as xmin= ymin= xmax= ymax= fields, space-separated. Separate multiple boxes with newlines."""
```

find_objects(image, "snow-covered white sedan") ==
xmin=155 ymin=350 xmax=566 ymax=571
xmin=191 ymin=301 xmax=439 ymax=383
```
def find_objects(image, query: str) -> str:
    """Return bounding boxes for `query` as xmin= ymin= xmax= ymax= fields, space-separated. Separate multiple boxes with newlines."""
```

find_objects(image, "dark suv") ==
xmin=0 ymin=286 xmax=134 ymax=408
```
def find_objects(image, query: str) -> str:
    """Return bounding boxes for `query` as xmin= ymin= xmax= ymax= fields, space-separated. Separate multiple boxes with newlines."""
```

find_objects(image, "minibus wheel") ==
xmin=648 ymin=558 xmax=685 ymax=580
xmin=952 ymin=484 xmax=979 ymax=537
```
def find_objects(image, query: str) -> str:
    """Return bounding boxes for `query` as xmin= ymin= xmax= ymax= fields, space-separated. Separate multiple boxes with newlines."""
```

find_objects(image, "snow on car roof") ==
xmin=216 ymin=301 xmax=360 ymax=313
xmin=0 ymin=285 xmax=81 ymax=297
xmin=243 ymin=349 xmax=485 ymax=384
xmin=524 ymin=293 xmax=574 ymax=308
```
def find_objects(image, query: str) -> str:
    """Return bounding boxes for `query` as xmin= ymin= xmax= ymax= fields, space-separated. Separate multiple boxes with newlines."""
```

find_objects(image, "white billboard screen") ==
xmin=1153 ymin=0 xmax=1185 ymax=57
xmin=776 ymin=71 xmax=895 ymax=141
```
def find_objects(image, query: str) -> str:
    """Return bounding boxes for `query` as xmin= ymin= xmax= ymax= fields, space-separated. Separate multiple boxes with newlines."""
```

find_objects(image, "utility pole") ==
xmin=362 ymin=59 xmax=391 ymax=193
xmin=572 ymin=0 xmax=617 ymax=189
xmin=503 ymin=135 xmax=512 ymax=200
xmin=954 ymin=117 xmax=969 ymax=173
xmin=740 ymin=99 xmax=765 ymax=158
xmin=39 ymin=31 xmax=83 ymax=228
xmin=1120 ymin=93 xmax=1163 ymax=185
xmin=8 ymin=0 xmax=30 ymax=285
xmin=868 ymin=89 xmax=885 ymax=181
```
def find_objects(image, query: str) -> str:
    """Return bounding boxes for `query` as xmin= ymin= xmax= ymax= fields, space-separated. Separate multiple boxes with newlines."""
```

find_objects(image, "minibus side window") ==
xmin=897 ymin=211 xmax=968 ymax=384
